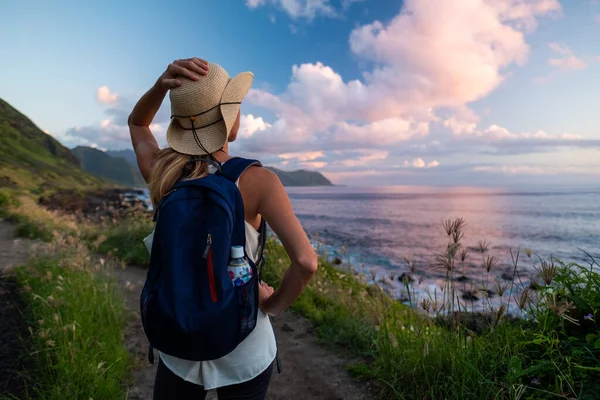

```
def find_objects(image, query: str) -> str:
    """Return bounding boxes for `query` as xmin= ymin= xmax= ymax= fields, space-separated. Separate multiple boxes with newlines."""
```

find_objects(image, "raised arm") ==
xmin=128 ymin=58 xmax=209 ymax=182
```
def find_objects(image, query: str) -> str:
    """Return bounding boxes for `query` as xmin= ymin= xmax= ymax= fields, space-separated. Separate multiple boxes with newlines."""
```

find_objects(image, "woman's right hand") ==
xmin=158 ymin=58 xmax=210 ymax=90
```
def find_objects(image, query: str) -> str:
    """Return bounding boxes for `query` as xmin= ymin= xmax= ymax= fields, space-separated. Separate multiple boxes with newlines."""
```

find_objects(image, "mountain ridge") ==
xmin=107 ymin=149 xmax=333 ymax=187
xmin=72 ymin=146 xmax=145 ymax=187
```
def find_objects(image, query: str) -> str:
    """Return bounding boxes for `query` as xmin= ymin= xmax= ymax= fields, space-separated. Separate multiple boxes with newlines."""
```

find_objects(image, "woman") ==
xmin=128 ymin=58 xmax=318 ymax=399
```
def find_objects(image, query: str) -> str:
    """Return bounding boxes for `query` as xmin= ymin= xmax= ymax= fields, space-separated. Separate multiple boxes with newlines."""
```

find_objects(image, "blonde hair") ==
xmin=148 ymin=148 xmax=209 ymax=206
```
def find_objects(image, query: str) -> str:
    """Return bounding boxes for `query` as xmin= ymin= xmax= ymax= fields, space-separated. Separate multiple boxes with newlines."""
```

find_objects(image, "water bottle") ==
xmin=227 ymin=246 xmax=253 ymax=287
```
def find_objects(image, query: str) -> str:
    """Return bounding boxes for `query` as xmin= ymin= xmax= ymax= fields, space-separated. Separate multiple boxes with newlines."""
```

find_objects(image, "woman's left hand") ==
xmin=258 ymin=281 xmax=275 ymax=315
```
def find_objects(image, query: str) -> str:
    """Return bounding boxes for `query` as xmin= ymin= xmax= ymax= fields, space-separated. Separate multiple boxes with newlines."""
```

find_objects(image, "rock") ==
xmin=398 ymin=273 xmax=414 ymax=284
xmin=461 ymin=291 xmax=480 ymax=301
xmin=332 ymin=257 xmax=342 ymax=265
xmin=456 ymin=275 xmax=469 ymax=282
xmin=501 ymin=273 xmax=513 ymax=281
xmin=39 ymin=188 xmax=150 ymax=222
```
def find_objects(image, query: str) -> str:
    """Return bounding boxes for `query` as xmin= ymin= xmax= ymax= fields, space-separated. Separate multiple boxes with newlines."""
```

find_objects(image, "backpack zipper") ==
xmin=203 ymin=234 xmax=212 ymax=259
xmin=204 ymin=234 xmax=217 ymax=303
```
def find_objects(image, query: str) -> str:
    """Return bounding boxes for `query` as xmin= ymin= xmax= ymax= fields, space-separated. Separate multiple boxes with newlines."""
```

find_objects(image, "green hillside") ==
xmin=0 ymin=98 xmax=107 ymax=193
xmin=72 ymin=146 xmax=145 ymax=187
xmin=266 ymin=166 xmax=333 ymax=186
xmin=107 ymin=149 xmax=138 ymax=166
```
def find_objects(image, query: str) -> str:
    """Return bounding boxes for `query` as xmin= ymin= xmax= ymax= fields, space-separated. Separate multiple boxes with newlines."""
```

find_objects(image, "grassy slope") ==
xmin=0 ymin=100 xmax=131 ymax=399
xmin=0 ymin=98 xmax=107 ymax=194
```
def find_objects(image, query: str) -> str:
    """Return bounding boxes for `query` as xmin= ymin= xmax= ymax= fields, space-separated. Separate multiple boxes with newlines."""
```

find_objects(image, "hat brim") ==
xmin=166 ymin=71 xmax=254 ymax=156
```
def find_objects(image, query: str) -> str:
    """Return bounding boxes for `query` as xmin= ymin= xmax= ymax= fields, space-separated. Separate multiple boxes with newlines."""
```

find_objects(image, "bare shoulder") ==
xmin=240 ymin=165 xmax=282 ymax=190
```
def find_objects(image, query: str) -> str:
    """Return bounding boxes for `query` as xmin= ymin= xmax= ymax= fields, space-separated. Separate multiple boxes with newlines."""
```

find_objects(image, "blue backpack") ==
xmin=140 ymin=157 xmax=266 ymax=362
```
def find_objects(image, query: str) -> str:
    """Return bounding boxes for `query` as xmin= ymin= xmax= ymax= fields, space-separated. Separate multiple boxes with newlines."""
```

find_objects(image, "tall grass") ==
xmin=262 ymin=218 xmax=600 ymax=399
xmin=92 ymin=217 xmax=152 ymax=266
xmin=1 ymin=193 xmax=78 ymax=242
xmin=6 ymin=234 xmax=130 ymax=400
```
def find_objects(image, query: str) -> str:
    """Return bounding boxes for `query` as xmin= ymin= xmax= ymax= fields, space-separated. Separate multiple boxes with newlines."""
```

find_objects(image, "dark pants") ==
xmin=153 ymin=357 xmax=273 ymax=400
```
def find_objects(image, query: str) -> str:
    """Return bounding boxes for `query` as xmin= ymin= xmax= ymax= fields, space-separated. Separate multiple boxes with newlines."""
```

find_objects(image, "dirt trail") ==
xmin=0 ymin=220 xmax=376 ymax=399
xmin=114 ymin=265 xmax=376 ymax=400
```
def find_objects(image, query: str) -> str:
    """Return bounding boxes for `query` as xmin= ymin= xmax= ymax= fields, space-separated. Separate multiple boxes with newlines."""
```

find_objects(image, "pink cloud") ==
xmin=278 ymin=151 xmax=325 ymax=161
xmin=338 ymin=150 xmax=389 ymax=167
xmin=547 ymin=42 xmax=587 ymax=70
xmin=244 ymin=0 xmax=560 ymax=156
xmin=96 ymin=86 xmax=119 ymax=105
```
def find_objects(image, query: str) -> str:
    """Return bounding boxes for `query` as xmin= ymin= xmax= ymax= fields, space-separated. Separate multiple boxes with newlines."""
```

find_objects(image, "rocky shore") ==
xmin=39 ymin=188 xmax=149 ymax=221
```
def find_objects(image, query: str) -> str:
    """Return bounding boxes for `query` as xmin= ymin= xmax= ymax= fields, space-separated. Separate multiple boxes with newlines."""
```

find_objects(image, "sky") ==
xmin=1 ymin=0 xmax=600 ymax=186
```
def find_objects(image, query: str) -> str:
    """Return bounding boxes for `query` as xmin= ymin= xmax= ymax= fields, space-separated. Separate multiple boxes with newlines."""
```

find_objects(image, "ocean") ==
xmin=139 ymin=185 xmax=600 ymax=311
xmin=285 ymin=185 xmax=600 ymax=308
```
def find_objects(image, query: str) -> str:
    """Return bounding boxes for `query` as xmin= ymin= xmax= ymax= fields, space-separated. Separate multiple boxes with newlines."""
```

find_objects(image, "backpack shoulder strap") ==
xmin=219 ymin=157 xmax=262 ymax=183
xmin=220 ymin=157 xmax=268 ymax=269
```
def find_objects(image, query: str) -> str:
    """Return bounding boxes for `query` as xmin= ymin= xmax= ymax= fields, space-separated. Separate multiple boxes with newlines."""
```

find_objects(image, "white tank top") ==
xmin=142 ymin=168 xmax=277 ymax=390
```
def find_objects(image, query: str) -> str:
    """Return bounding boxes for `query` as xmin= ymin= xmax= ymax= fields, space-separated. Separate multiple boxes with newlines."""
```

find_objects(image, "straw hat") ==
xmin=166 ymin=62 xmax=254 ymax=155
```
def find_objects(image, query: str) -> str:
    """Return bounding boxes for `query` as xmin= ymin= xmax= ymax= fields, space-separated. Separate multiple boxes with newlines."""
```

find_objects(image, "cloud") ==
xmin=595 ymin=14 xmax=600 ymax=23
xmin=474 ymin=165 xmax=545 ymax=175
xmin=443 ymin=116 xmax=477 ymax=135
xmin=404 ymin=158 xmax=440 ymax=169
xmin=278 ymin=151 xmax=325 ymax=161
xmin=338 ymin=150 xmax=389 ymax=167
xmin=96 ymin=86 xmax=119 ymax=105
xmin=242 ymin=0 xmax=561 ymax=157
xmin=239 ymin=114 xmax=271 ymax=138
xmin=547 ymin=42 xmax=587 ymax=70
xmin=245 ymin=0 xmax=336 ymax=19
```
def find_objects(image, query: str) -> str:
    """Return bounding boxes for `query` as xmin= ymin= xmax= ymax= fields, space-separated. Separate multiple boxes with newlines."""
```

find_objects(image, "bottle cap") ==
xmin=231 ymin=245 xmax=244 ymax=259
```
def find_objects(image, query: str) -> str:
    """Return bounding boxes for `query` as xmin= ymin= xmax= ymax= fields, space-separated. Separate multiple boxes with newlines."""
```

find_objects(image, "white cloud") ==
xmin=246 ymin=0 xmax=266 ymax=8
xmin=239 ymin=114 xmax=272 ymax=138
xmin=289 ymin=24 xmax=298 ymax=34
xmin=96 ymin=86 xmax=119 ymax=105
xmin=404 ymin=158 xmax=440 ymax=169
xmin=547 ymin=42 xmax=587 ymax=70
xmin=245 ymin=0 xmax=336 ymax=19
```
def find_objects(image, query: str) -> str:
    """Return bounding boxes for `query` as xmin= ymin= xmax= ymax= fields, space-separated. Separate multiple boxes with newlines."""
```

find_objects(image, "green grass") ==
xmin=262 ymin=230 xmax=600 ymax=399
xmin=93 ymin=217 xmax=153 ymax=266
xmin=9 ymin=253 xmax=130 ymax=399
xmin=1 ymin=193 xmax=78 ymax=242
